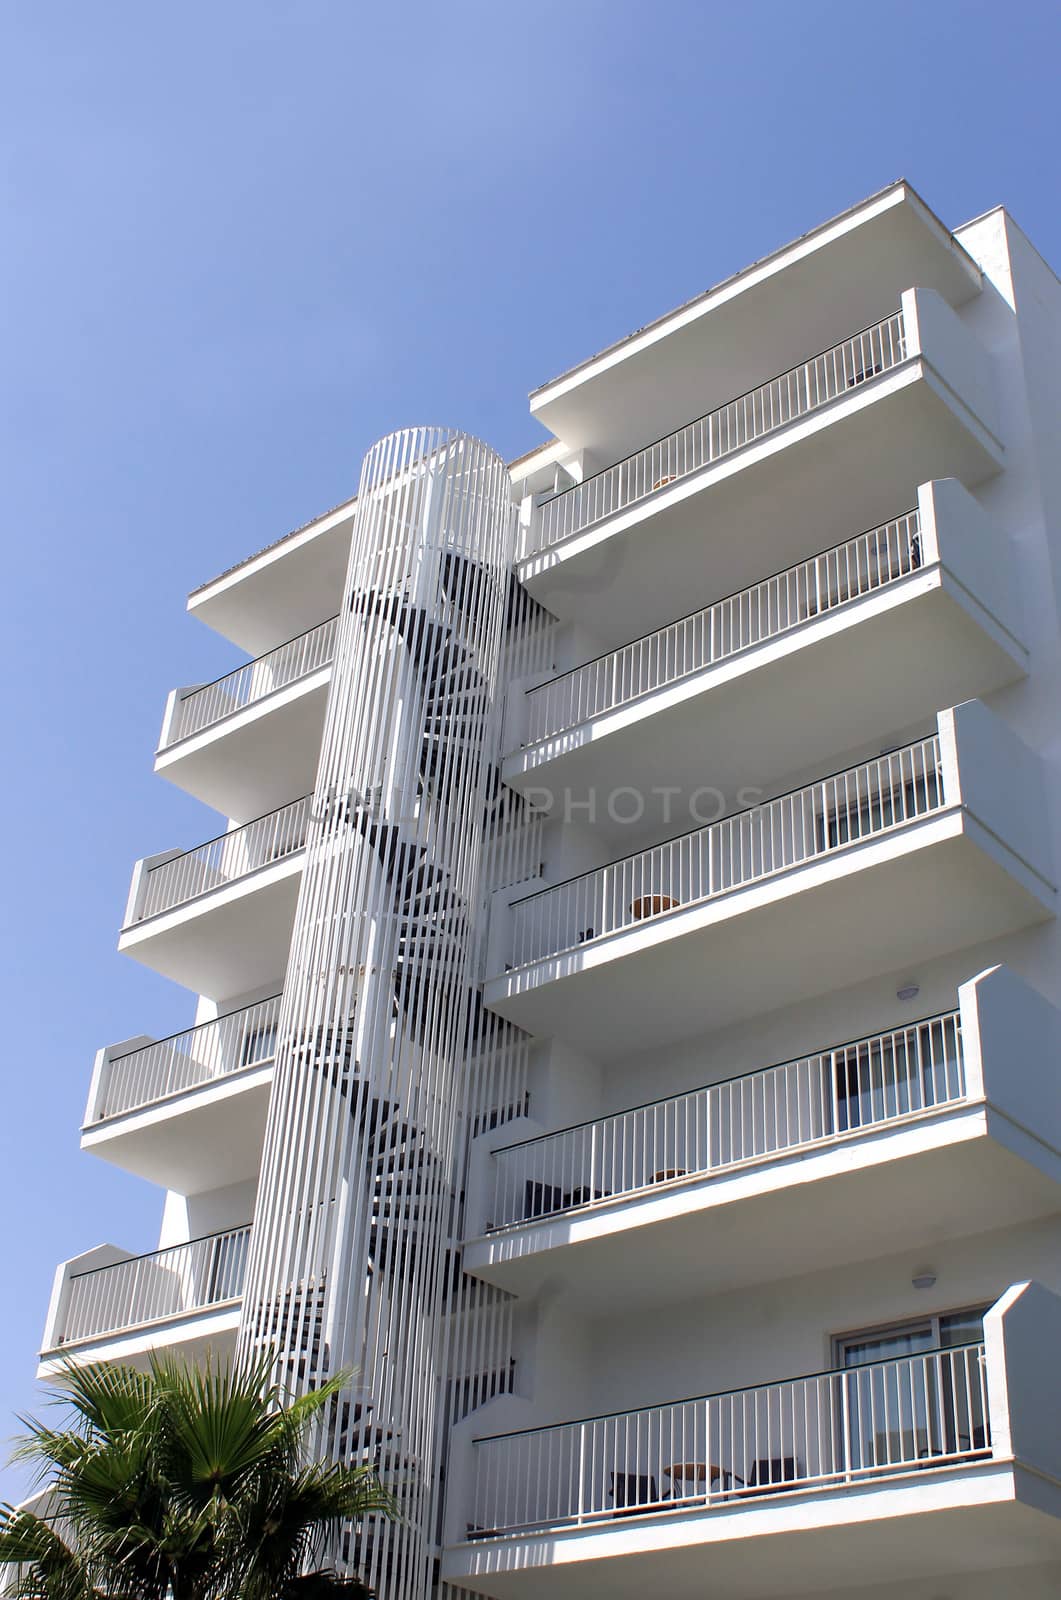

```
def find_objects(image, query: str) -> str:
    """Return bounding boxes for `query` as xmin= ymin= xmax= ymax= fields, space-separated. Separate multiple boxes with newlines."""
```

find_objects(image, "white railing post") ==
xmin=468 ymin=1342 xmax=990 ymax=1538
xmin=521 ymin=501 xmax=927 ymax=748
xmin=529 ymin=313 xmax=905 ymax=557
xmin=490 ymin=1009 xmax=964 ymax=1230
xmin=503 ymin=733 xmax=945 ymax=974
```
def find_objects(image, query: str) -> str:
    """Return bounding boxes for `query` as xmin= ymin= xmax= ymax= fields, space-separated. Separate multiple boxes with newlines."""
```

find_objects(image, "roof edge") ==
xmin=528 ymin=179 xmax=979 ymax=409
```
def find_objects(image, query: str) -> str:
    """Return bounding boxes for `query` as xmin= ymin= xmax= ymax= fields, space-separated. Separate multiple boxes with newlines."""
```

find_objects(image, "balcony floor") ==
xmin=485 ymin=815 xmax=1053 ymax=1053
xmin=444 ymin=1462 xmax=1061 ymax=1600
xmin=464 ymin=1103 xmax=1061 ymax=1311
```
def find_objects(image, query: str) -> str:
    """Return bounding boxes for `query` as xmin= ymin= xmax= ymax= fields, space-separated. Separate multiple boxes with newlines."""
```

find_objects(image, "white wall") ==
xmin=552 ymin=1214 xmax=1061 ymax=1423
xmin=159 ymin=1177 xmax=257 ymax=1248
xmin=985 ymin=1278 xmax=1061 ymax=1483
xmin=922 ymin=476 xmax=1024 ymax=649
xmin=903 ymin=284 xmax=1002 ymax=444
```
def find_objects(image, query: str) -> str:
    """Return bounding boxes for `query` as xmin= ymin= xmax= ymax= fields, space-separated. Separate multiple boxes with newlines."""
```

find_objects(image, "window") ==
xmin=240 ymin=1024 xmax=277 ymax=1067
xmin=821 ymin=766 xmax=941 ymax=852
xmin=837 ymin=1307 xmax=987 ymax=1367
xmin=831 ymin=1013 xmax=962 ymax=1132
xmin=205 ymin=1229 xmax=249 ymax=1303
xmin=834 ymin=1308 xmax=990 ymax=1472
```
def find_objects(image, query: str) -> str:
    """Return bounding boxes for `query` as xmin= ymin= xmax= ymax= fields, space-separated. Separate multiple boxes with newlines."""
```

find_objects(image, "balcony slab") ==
xmin=486 ymin=811 xmax=1052 ymax=1054
xmin=118 ymin=854 xmax=303 ymax=1000
xmin=82 ymin=1064 xmax=273 ymax=1193
xmin=155 ymin=669 xmax=330 ymax=820
xmin=519 ymin=362 xmax=1002 ymax=647
xmin=464 ymin=1103 xmax=1061 ymax=1310
xmin=444 ymin=1462 xmax=1061 ymax=1600
xmin=504 ymin=571 xmax=1025 ymax=837
xmin=530 ymin=182 xmax=980 ymax=463
xmin=38 ymin=1302 xmax=241 ymax=1378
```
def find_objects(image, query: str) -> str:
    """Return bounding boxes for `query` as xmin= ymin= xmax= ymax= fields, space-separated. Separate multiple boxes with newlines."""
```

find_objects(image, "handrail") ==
xmin=134 ymin=795 xmax=310 ymax=922
xmin=90 ymin=995 xmax=283 ymax=1123
xmin=473 ymin=1340 xmax=986 ymax=1443
xmin=505 ymin=735 xmax=944 ymax=972
xmin=57 ymin=1225 xmax=252 ymax=1346
xmin=469 ymin=1343 xmax=990 ymax=1536
xmin=487 ymin=1011 xmax=963 ymax=1230
xmin=524 ymin=509 xmax=921 ymax=746
xmin=161 ymin=615 xmax=338 ymax=747
xmin=530 ymin=310 xmax=906 ymax=554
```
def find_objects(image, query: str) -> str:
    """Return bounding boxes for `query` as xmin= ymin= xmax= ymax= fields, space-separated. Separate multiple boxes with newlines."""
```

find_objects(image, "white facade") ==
xmin=41 ymin=183 xmax=1061 ymax=1600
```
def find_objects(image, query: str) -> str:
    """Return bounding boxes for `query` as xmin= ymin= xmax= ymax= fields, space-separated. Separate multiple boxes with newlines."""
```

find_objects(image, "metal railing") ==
xmin=470 ymin=1343 xmax=989 ymax=1536
xmin=532 ymin=311 xmax=907 ymax=553
xmin=525 ymin=510 xmax=922 ymax=745
xmin=506 ymin=736 xmax=944 ymax=971
xmin=162 ymin=616 xmax=338 ymax=747
xmin=489 ymin=1011 xmax=963 ymax=1230
xmin=135 ymin=795 xmax=310 ymax=922
xmin=56 ymin=1226 xmax=251 ymax=1346
xmin=91 ymin=995 xmax=283 ymax=1123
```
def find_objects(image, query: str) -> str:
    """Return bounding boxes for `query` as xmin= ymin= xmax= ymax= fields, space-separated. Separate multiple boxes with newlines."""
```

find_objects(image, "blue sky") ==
xmin=1 ymin=0 xmax=1058 ymax=1499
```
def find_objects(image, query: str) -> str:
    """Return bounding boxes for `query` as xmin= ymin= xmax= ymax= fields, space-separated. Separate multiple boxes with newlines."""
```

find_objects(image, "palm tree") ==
xmin=0 ymin=1354 xmax=396 ymax=1600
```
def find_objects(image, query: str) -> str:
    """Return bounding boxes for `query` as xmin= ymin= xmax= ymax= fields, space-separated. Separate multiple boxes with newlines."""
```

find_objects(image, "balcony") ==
xmin=81 ymin=996 xmax=280 ymax=1192
xmin=485 ymin=703 xmax=1054 ymax=1051
xmin=118 ymin=796 xmax=308 ymax=999
xmin=39 ymin=1226 xmax=250 ymax=1374
xmin=504 ymin=480 xmax=1025 ymax=827
xmin=518 ymin=292 xmax=1003 ymax=644
xmin=444 ymin=1283 xmax=1061 ymax=1599
xmin=155 ymin=616 xmax=336 ymax=819
xmin=463 ymin=967 xmax=1061 ymax=1307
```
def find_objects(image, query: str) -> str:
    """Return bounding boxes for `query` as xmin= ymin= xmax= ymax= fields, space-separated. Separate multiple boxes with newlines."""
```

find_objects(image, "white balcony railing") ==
xmin=135 ymin=795 xmax=310 ymax=922
xmin=531 ymin=311 xmax=906 ymax=554
xmin=470 ymin=1343 xmax=989 ymax=1537
xmin=489 ymin=1010 xmax=962 ymax=1231
xmin=525 ymin=510 xmax=921 ymax=746
xmin=162 ymin=615 xmax=338 ymax=747
xmin=55 ymin=1226 xmax=251 ymax=1347
xmin=90 ymin=995 xmax=282 ymax=1123
xmin=507 ymin=736 xmax=943 ymax=972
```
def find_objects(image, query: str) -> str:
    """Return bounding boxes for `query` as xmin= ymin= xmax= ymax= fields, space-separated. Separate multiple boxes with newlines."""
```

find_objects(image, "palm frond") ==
xmin=0 ymin=1505 xmax=97 ymax=1600
xmin=45 ymin=1362 xmax=157 ymax=1440
xmin=150 ymin=1354 xmax=293 ymax=1506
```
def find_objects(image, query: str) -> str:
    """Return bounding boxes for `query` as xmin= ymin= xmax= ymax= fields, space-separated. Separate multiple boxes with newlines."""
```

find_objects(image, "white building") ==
xmin=41 ymin=182 xmax=1061 ymax=1600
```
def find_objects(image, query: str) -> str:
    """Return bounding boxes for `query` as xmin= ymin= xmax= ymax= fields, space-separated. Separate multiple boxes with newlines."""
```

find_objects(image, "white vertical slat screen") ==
xmin=237 ymin=430 xmax=517 ymax=1600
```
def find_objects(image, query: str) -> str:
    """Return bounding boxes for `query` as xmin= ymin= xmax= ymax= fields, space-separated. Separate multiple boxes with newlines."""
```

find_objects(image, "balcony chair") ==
xmin=608 ymin=1471 xmax=661 ymax=1515
xmin=742 ymin=1455 xmax=802 ymax=1494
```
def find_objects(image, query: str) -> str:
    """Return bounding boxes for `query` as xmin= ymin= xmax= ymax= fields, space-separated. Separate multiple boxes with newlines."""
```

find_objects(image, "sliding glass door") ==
xmin=836 ymin=1309 xmax=989 ymax=1475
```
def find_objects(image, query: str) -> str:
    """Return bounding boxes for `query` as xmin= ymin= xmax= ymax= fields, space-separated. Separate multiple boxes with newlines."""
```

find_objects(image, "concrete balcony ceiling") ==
xmin=529 ymin=183 xmax=981 ymax=463
xmin=188 ymin=499 xmax=354 ymax=655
